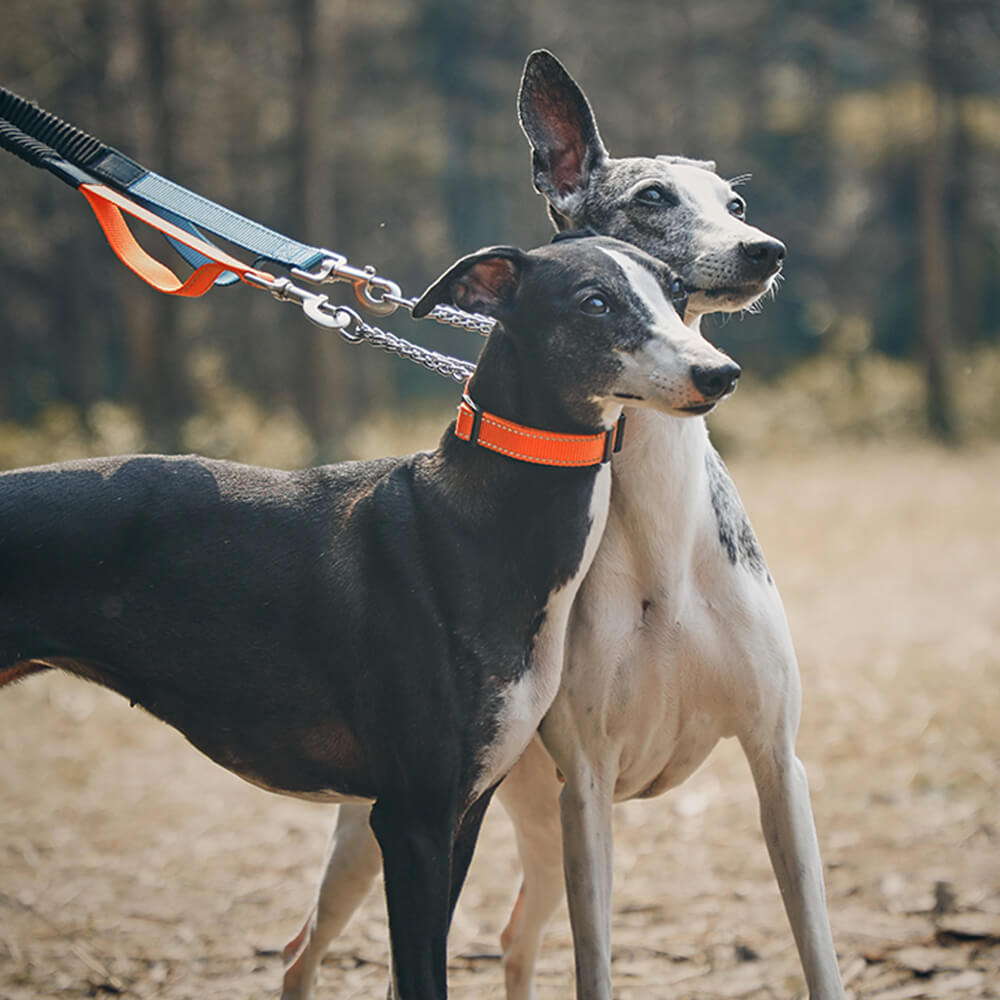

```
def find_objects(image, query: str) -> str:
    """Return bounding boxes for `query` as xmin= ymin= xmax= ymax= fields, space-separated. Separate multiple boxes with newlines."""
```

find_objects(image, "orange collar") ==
xmin=455 ymin=392 xmax=626 ymax=467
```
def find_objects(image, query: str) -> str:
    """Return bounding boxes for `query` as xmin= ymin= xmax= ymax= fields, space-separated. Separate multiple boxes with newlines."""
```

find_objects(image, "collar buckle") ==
xmin=603 ymin=412 xmax=627 ymax=463
xmin=460 ymin=391 xmax=483 ymax=445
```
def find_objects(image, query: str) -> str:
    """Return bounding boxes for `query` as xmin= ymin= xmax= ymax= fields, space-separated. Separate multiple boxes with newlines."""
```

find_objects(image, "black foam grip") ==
xmin=0 ymin=86 xmax=107 ymax=169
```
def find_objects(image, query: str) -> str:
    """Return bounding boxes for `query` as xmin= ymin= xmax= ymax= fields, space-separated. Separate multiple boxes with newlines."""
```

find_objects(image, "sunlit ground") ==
xmin=1 ymin=417 xmax=997 ymax=998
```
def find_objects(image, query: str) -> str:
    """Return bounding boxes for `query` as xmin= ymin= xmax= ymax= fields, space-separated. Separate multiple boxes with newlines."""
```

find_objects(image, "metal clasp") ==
xmin=302 ymin=294 xmax=353 ymax=332
xmin=292 ymin=253 xmax=402 ymax=317
xmin=354 ymin=271 xmax=403 ymax=316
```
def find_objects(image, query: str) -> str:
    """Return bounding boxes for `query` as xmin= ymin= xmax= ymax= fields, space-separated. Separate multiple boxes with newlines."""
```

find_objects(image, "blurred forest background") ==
xmin=1 ymin=0 xmax=999 ymax=464
xmin=3 ymin=7 xmax=1000 ymax=998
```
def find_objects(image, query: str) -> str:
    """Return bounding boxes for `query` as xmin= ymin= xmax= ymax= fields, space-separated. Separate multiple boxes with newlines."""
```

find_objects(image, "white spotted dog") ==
xmin=282 ymin=51 xmax=846 ymax=1000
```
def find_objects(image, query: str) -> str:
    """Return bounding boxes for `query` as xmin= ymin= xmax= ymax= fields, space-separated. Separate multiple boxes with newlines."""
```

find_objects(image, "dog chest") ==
xmin=474 ymin=465 xmax=611 ymax=796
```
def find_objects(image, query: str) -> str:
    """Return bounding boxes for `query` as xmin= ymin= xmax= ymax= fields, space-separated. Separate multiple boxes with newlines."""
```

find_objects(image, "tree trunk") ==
xmin=290 ymin=0 xmax=344 ymax=453
xmin=917 ymin=0 xmax=959 ymax=442
xmin=132 ymin=0 xmax=190 ymax=450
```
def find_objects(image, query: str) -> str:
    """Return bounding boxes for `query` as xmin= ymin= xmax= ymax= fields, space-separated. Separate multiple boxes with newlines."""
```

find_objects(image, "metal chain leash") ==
xmin=243 ymin=271 xmax=477 ymax=383
xmin=346 ymin=311 xmax=477 ymax=382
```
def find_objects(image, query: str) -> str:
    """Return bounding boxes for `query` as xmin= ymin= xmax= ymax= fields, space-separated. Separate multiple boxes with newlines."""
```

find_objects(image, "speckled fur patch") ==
xmin=705 ymin=447 xmax=770 ymax=581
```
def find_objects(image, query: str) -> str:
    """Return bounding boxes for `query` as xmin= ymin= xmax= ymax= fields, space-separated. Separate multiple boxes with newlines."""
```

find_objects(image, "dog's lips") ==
xmin=677 ymin=401 xmax=717 ymax=416
xmin=686 ymin=267 xmax=781 ymax=304
xmin=694 ymin=281 xmax=768 ymax=300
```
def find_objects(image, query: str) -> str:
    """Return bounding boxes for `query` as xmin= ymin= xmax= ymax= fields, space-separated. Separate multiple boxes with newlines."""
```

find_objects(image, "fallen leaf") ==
xmin=890 ymin=945 xmax=968 ymax=975
xmin=936 ymin=912 xmax=1000 ymax=941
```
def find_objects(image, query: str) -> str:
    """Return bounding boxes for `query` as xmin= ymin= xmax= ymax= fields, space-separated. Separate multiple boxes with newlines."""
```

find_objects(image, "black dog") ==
xmin=0 ymin=235 xmax=736 ymax=999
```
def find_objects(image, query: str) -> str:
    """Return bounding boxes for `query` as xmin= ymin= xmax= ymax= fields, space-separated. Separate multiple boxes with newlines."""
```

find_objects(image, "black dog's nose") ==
xmin=739 ymin=239 xmax=786 ymax=275
xmin=691 ymin=361 xmax=741 ymax=401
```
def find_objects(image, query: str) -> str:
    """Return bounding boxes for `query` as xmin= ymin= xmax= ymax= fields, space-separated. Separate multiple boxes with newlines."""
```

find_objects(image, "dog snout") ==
xmin=690 ymin=361 xmax=741 ymax=401
xmin=738 ymin=238 xmax=786 ymax=277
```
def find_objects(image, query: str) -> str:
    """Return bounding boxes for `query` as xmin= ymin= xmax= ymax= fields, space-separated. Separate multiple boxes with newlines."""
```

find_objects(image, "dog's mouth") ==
xmin=690 ymin=279 xmax=770 ymax=302
xmin=677 ymin=401 xmax=717 ymax=416
xmin=685 ymin=269 xmax=781 ymax=310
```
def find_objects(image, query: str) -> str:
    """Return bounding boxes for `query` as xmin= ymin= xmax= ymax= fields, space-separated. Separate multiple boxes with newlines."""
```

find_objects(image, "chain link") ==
xmin=342 ymin=310 xmax=477 ymax=383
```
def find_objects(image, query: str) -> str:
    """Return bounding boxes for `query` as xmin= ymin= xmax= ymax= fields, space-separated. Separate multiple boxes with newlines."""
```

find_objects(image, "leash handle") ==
xmin=78 ymin=184 xmax=275 ymax=297
xmin=1 ymin=82 xmax=484 ymax=381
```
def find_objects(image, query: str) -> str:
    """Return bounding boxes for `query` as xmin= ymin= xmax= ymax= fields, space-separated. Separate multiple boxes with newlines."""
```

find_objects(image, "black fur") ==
xmin=704 ymin=447 xmax=770 ymax=581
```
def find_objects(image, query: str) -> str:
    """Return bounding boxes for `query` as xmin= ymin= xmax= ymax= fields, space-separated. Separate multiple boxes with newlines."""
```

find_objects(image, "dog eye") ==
xmin=669 ymin=277 xmax=688 ymax=316
xmin=728 ymin=197 xmax=746 ymax=218
xmin=580 ymin=294 xmax=611 ymax=315
xmin=635 ymin=185 xmax=677 ymax=207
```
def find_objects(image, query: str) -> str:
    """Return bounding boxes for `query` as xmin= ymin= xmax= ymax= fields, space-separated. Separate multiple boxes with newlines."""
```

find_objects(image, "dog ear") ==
xmin=517 ymin=50 xmax=608 ymax=219
xmin=413 ymin=247 xmax=526 ymax=319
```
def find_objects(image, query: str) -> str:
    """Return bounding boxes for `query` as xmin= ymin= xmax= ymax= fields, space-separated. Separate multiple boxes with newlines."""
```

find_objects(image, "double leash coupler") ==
xmin=0 ymin=85 xmax=626 ymax=467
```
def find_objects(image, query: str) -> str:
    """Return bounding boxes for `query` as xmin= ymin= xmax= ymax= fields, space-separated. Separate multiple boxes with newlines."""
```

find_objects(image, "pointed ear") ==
xmin=412 ymin=247 xmax=526 ymax=319
xmin=517 ymin=50 xmax=608 ymax=217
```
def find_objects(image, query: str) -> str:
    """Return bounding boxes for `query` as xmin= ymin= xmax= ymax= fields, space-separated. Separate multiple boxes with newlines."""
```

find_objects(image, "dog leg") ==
xmin=281 ymin=803 xmax=382 ymax=1000
xmin=555 ymin=760 xmax=615 ymax=1000
xmin=370 ymin=799 xmax=454 ymax=1000
xmin=496 ymin=739 xmax=565 ymax=1000
xmin=741 ymin=732 xmax=845 ymax=999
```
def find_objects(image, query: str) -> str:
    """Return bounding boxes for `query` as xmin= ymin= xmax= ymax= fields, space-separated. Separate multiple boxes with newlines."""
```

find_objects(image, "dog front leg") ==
xmin=281 ymin=803 xmax=382 ymax=1000
xmin=557 ymin=763 xmax=615 ymax=1000
xmin=496 ymin=738 xmax=566 ymax=1000
xmin=740 ymin=733 xmax=846 ymax=999
xmin=370 ymin=799 xmax=455 ymax=1000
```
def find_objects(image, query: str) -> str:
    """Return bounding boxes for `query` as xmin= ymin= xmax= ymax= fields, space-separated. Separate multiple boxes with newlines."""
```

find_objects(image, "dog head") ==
xmin=414 ymin=236 xmax=740 ymax=428
xmin=518 ymin=50 xmax=785 ymax=321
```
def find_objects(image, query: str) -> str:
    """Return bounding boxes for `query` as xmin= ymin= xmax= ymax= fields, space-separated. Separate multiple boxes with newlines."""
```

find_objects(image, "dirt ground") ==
xmin=1 ymin=442 xmax=998 ymax=999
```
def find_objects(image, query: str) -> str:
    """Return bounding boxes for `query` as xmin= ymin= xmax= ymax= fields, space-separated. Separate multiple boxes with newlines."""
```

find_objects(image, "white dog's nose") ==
xmin=690 ymin=362 xmax=741 ymax=401
xmin=738 ymin=239 xmax=786 ymax=277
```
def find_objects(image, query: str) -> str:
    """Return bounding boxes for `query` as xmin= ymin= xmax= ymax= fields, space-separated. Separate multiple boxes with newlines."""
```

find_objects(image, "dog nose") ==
xmin=739 ymin=239 xmax=786 ymax=275
xmin=690 ymin=361 xmax=741 ymax=401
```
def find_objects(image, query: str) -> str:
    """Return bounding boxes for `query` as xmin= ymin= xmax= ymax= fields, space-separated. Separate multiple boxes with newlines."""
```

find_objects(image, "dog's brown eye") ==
xmin=580 ymin=294 xmax=611 ymax=315
xmin=728 ymin=197 xmax=746 ymax=218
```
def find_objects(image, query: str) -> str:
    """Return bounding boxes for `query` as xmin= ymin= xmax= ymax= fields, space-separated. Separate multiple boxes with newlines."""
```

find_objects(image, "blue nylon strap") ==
xmin=163 ymin=233 xmax=240 ymax=286
xmin=125 ymin=196 xmax=241 ymax=287
xmin=126 ymin=172 xmax=328 ymax=272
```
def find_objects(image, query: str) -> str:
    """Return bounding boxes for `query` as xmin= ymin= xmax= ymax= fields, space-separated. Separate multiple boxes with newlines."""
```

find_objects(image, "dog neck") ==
xmin=610 ymin=268 xmax=723 ymax=551
xmin=464 ymin=326 xmax=617 ymax=441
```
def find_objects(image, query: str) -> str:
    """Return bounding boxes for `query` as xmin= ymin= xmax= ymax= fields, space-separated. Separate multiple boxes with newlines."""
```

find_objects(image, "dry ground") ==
xmin=1 ymin=442 xmax=998 ymax=999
